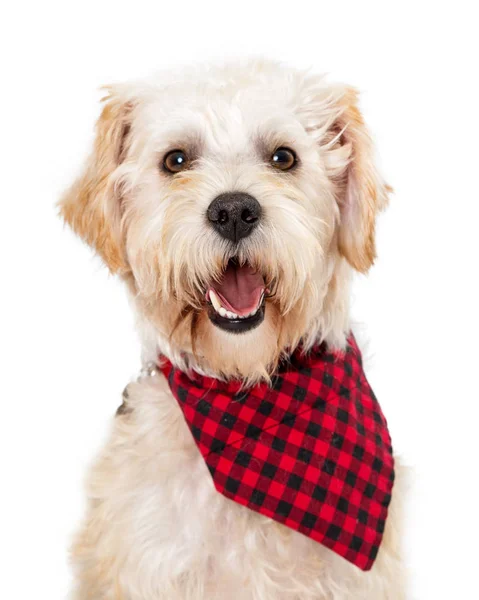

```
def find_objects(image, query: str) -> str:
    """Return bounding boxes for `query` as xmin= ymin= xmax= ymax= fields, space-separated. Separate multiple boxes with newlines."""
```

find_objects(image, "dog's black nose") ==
xmin=207 ymin=192 xmax=262 ymax=243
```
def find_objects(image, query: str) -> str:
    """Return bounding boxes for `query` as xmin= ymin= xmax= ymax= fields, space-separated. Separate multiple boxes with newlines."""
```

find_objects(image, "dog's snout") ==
xmin=207 ymin=192 xmax=261 ymax=243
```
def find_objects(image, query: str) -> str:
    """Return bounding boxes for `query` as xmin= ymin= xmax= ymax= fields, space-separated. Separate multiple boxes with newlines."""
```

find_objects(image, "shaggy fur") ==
xmin=60 ymin=59 xmax=405 ymax=599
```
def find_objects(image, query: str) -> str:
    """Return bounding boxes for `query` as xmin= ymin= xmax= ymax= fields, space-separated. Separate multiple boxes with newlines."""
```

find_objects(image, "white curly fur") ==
xmin=60 ymin=59 xmax=405 ymax=599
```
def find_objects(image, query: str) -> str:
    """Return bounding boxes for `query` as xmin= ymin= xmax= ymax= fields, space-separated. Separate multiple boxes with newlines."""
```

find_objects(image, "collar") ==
xmin=159 ymin=334 xmax=394 ymax=571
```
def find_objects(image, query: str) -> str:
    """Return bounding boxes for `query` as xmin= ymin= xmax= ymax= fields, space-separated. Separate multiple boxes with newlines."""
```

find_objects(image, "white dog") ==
xmin=60 ymin=59 xmax=405 ymax=599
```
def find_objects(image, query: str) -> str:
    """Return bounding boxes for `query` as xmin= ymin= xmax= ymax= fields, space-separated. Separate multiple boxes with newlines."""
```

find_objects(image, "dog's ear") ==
xmin=323 ymin=87 xmax=391 ymax=273
xmin=59 ymin=90 xmax=132 ymax=274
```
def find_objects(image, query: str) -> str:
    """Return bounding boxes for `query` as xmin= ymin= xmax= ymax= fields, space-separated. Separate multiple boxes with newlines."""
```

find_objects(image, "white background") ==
xmin=2 ymin=1 xmax=478 ymax=598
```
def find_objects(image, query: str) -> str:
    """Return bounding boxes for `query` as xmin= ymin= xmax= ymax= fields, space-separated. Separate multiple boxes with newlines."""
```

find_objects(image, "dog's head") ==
xmin=60 ymin=61 xmax=389 ymax=381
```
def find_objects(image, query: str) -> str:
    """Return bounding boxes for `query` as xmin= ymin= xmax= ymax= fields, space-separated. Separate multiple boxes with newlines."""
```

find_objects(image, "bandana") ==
xmin=159 ymin=335 xmax=394 ymax=571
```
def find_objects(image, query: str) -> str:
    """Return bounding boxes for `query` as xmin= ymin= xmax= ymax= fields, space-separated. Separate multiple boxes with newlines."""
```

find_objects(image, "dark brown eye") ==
xmin=163 ymin=150 xmax=189 ymax=173
xmin=271 ymin=147 xmax=296 ymax=171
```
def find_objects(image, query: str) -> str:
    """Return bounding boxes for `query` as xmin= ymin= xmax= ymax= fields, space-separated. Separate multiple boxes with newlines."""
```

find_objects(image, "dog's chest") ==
xmin=113 ymin=374 xmax=347 ymax=598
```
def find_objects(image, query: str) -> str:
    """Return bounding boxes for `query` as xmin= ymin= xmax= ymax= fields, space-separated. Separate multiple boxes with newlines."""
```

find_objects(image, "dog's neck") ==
xmin=137 ymin=309 xmax=351 ymax=385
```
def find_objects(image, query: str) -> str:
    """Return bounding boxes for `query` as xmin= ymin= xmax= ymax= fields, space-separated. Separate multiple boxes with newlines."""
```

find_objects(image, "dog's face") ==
xmin=61 ymin=61 xmax=389 ymax=381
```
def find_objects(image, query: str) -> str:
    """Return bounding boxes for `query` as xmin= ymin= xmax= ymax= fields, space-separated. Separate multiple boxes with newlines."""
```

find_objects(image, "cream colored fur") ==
xmin=60 ymin=59 xmax=405 ymax=599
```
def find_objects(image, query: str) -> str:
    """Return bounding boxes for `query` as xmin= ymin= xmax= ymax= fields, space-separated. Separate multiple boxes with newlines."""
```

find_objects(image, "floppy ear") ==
xmin=59 ymin=91 xmax=131 ymax=274
xmin=324 ymin=87 xmax=391 ymax=273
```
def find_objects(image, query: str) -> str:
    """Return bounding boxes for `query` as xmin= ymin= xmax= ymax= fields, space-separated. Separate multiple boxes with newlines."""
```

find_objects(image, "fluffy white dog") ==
xmin=60 ymin=60 xmax=405 ymax=599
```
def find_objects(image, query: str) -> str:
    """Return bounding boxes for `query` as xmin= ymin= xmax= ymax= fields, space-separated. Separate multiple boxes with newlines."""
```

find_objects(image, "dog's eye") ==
xmin=271 ymin=147 xmax=296 ymax=171
xmin=163 ymin=150 xmax=189 ymax=173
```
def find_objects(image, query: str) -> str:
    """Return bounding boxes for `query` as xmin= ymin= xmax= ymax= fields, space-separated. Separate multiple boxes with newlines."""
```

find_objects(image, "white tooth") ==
xmin=219 ymin=307 xmax=227 ymax=317
xmin=209 ymin=290 xmax=222 ymax=313
xmin=227 ymin=311 xmax=238 ymax=319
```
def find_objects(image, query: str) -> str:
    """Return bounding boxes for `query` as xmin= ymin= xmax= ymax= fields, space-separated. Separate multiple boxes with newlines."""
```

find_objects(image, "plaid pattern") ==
xmin=159 ymin=335 xmax=394 ymax=571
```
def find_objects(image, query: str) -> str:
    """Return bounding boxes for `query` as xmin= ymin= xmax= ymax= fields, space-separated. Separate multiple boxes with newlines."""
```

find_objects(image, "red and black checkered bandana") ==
xmin=159 ymin=335 xmax=394 ymax=571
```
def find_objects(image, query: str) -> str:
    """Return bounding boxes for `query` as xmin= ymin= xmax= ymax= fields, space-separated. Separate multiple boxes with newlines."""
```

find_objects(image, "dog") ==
xmin=60 ymin=59 xmax=406 ymax=599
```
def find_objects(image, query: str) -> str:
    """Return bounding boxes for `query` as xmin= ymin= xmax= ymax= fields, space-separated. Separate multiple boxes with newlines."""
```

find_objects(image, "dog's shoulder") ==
xmin=112 ymin=369 xmax=191 ymax=450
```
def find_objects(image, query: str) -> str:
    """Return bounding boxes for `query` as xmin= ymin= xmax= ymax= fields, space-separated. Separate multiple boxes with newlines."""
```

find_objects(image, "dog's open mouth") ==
xmin=206 ymin=259 xmax=266 ymax=333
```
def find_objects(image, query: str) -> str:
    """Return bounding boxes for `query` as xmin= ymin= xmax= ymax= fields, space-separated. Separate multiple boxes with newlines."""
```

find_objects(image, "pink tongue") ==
xmin=212 ymin=263 xmax=265 ymax=316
